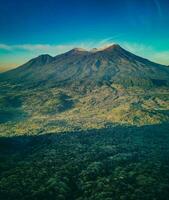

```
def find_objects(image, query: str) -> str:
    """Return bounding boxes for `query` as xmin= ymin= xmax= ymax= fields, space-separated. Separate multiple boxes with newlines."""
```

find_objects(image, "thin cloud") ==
xmin=120 ymin=42 xmax=169 ymax=65
xmin=153 ymin=0 xmax=163 ymax=19
xmin=98 ymin=34 xmax=127 ymax=46
xmin=0 ymin=43 xmax=77 ymax=55
xmin=151 ymin=51 xmax=169 ymax=65
xmin=0 ymin=44 xmax=12 ymax=50
xmin=121 ymin=42 xmax=153 ymax=54
xmin=0 ymin=41 xmax=169 ymax=66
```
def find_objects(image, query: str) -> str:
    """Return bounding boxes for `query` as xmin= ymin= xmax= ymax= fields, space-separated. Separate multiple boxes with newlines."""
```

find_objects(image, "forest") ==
xmin=0 ymin=123 xmax=169 ymax=200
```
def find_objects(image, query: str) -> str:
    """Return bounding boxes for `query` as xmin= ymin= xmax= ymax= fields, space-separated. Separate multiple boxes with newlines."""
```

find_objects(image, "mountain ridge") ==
xmin=2 ymin=44 xmax=168 ymax=72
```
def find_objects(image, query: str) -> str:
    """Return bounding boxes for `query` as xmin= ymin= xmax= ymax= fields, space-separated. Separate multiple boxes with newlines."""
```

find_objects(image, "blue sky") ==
xmin=0 ymin=0 xmax=169 ymax=71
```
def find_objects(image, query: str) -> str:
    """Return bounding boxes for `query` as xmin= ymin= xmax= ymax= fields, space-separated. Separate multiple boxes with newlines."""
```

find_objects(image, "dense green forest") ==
xmin=0 ymin=124 xmax=169 ymax=200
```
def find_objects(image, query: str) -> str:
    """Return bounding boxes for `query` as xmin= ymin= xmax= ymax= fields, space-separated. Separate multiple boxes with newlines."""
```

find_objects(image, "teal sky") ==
xmin=0 ymin=0 xmax=169 ymax=71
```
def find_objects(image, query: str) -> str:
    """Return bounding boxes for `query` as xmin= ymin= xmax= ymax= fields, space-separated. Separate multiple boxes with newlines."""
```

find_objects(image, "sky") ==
xmin=0 ymin=0 xmax=169 ymax=71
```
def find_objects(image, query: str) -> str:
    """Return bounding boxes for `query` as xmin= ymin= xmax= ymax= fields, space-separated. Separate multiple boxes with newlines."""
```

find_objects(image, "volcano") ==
xmin=1 ymin=44 xmax=169 ymax=90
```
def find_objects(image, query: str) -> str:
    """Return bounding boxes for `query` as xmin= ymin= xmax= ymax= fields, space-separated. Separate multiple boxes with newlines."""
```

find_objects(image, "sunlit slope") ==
xmin=0 ymin=85 xmax=169 ymax=136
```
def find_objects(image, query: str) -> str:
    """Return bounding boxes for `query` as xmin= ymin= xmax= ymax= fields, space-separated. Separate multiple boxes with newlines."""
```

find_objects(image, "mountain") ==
xmin=0 ymin=44 xmax=169 ymax=136
xmin=1 ymin=44 xmax=169 ymax=90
